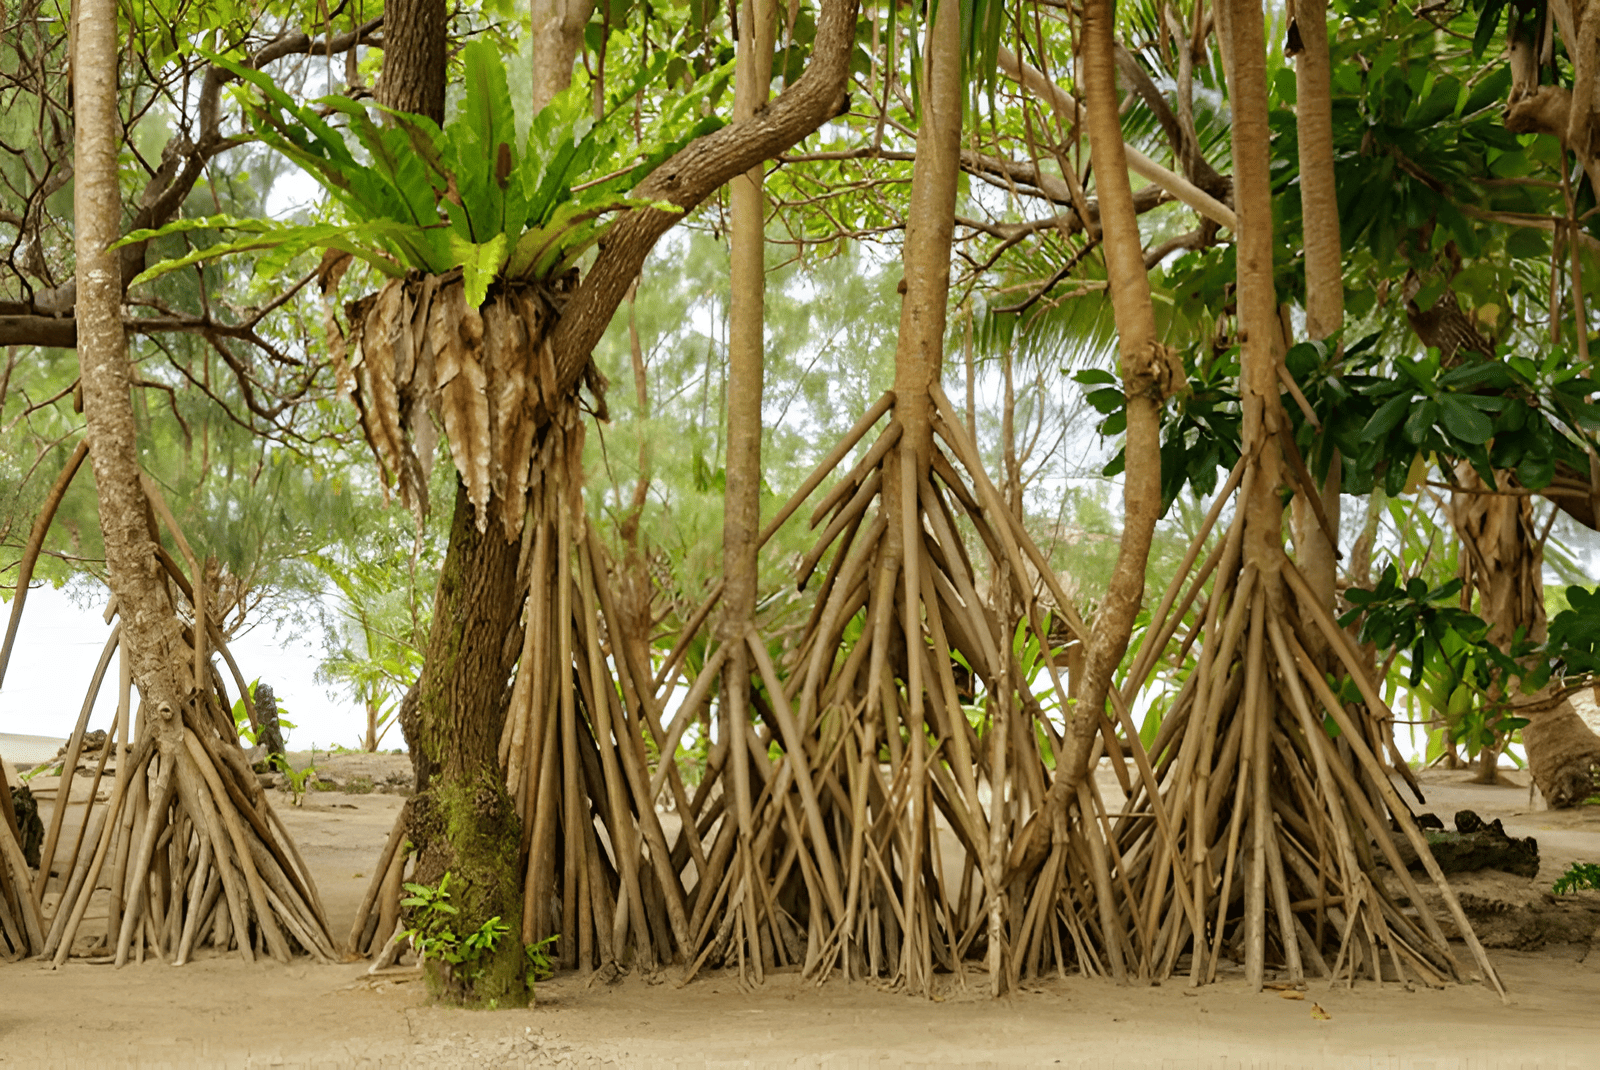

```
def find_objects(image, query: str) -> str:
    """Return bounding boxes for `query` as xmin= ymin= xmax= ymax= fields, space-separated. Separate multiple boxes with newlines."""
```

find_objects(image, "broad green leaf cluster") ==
xmin=122 ymin=40 xmax=731 ymax=306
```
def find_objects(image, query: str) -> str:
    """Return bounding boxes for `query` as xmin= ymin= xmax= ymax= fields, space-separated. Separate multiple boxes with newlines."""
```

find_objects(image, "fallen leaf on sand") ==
xmin=1279 ymin=991 xmax=1305 ymax=1000
xmin=1311 ymin=1003 xmax=1332 ymax=1020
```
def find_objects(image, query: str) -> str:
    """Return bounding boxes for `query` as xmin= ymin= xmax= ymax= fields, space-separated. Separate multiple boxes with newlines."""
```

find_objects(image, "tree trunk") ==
xmin=1448 ymin=463 xmax=1547 ymax=785
xmin=1523 ymin=689 xmax=1600 ymax=807
xmin=531 ymin=0 xmax=595 ymax=111
xmin=1290 ymin=0 xmax=1342 ymax=646
xmin=1231 ymin=0 xmax=1284 ymax=578
xmin=376 ymin=0 xmax=447 ymax=121
xmin=376 ymin=2 xmax=529 ymax=1004
xmin=410 ymin=483 xmax=528 ymax=1004
xmin=1227 ymin=0 xmax=1287 ymax=993
xmin=75 ymin=0 xmax=189 ymax=741
xmin=717 ymin=0 xmax=778 ymax=971
xmin=886 ymin=0 xmax=962 ymax=455
xmin=1056 ymin=0 xmax=1178 ymax=798
xmin=253 ymin=683 xmax=288 ymax=765
xmin=875 ymin=0 xmax=960 ymax=996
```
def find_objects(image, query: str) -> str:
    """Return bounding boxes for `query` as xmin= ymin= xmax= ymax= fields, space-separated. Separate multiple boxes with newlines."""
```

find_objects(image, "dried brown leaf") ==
xmin=323 ymin=296 xmax=352 ymax=398
xmin=483 ymin=294 xmax=534 ymax=539
xmin=430 ymin=282 xmax=492 ymax=530
xmin=357 ymin=279 xmax=407 ymax=493
xmin=393 ymin=287 xmax=416 ymax=391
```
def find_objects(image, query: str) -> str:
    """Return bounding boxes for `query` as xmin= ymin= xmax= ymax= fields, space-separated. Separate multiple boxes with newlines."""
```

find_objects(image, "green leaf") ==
xmin=1505 ymin=228 xmax=1549 ymax=259
xmin=1403 ymin=399 xmax=1439 ymax=445
xmin=505 ymin=194 xmax=675 ymax=280
xmin=1084 ymin=387 xmax=1126 ymax=415
xmin=317 ymin=98 xmax=440 ymax=229
xmin=1461 ymin=66 xmax=1511 ymax=114
xmin=460 ymin=40 xmax=518 ymax=178
xmin=1473 ymin=0 xmax=1508 ymax=56
xmin=1438 ymin=394 xmax=1494 ymax=444
xmin=449 ymin=231 xmax=510 ymax=309
xmin=1515 ymin=453 xmax=1554 ymax=489
xmin=1359 ymin=394 xmax=1411 ymax=441
xmin=125 ymin=220 xmax=409 ymax=287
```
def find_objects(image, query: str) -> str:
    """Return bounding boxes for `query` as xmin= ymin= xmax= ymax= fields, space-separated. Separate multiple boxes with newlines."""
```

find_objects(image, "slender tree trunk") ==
xmin=718 ymin=0 xmax=778 ymax=970
xmin=1227 ymin=0 xmax=1286 ymax=992
xmin=1290 ymin=0 xmax=1342 ymax=637
xmin=1056 ymin=0 xmax=1178 ymax=799
xmin=723 ymin=0 xmax=777 ymax=621
xmin=1229 ymin=0 xmax=1284 ymax=580
xmin=75 ymin=0 xmax=188 ymax=737
xmin=876 ymin=0 xmax=960 ymax=997
xmin=531 ymin=0 xmax=595 ymax=110
xmin=886 ymin=0 xmax=961 ymax=461
xmin=616 ymin=292 xmax=656 ymax=693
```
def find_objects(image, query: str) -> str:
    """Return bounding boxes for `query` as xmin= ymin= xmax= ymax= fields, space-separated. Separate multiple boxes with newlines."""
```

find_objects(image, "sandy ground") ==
xmin=3 ymin=759 xmax=1599 ymax=1069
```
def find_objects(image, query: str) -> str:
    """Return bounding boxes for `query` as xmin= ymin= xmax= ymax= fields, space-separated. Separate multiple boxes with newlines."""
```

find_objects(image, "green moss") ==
xmin=410 ymin=769 xmax=528 ymax=1008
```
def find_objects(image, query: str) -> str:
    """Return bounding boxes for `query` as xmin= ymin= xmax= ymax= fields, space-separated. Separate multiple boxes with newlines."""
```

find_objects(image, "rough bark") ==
xmin=1055 ymin=0 xmax=1179 ymax=800
xmin=410 ymin=483 xmax=528 ymax=1004
xmin=1448 ymin=464 xmax=1547 ymax=784
xmin=1522 ymin=692 xmax=1600 ymax=807
xmin=375 ymin=0 xmax=447 ymax=122
xmin=252 ymin=683 xmax=288 ymax=766
xmin=375 ymin=2 xmax=526 ymax=1003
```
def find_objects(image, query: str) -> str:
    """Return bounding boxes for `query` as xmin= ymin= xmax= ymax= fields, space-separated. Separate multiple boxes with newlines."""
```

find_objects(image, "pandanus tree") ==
xmin=646 ymin=0 xmax=1191 ymax=992
xmin=7 ymin=0 xmax=341 ymax=967
xmin=131 ymin=0 xmax=862 ymax=999
xmin=1101 ymin=0 xmax=1507 ymax=992
xmin=1317 ymin=0 xmax=1600 ymax=791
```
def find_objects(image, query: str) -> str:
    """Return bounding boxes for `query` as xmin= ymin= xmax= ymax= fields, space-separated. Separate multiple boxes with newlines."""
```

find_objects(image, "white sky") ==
xmin=0 ymin=583 xmax=367 ymax=751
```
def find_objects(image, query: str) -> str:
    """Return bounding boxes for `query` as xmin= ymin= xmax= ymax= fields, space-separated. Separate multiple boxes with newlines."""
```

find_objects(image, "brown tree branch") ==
xmin=547 ymin=0 xmax=859 ymax=396
xmin=0 ymin=16 xmax=384 ymax=347
xmin=1113 ymin=42 xmax=1227 ymax=194
xmin=0 ymin=315 xmax=74 ymax=347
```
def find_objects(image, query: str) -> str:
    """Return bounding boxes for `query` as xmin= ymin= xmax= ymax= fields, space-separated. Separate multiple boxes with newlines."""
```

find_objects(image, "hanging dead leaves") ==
xmin=325 ymin=269 xmax=573 ymax=539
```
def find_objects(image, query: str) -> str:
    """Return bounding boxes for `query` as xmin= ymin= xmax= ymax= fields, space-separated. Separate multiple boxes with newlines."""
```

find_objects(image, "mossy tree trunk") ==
xmin=377 ymin=0 xmax=529 ymax=1005
xmin=409 ymin=483 xmax=529 ymax=1004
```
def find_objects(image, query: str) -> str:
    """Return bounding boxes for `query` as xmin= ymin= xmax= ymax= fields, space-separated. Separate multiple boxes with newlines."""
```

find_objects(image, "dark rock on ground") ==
xmin=1393 ymin=808 xmax=1541 ymax=878
xmin=9 ymin=784 xmax=43 ymax=869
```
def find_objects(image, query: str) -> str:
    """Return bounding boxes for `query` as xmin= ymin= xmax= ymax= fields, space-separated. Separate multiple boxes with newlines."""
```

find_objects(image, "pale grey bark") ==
xmin=74 ymin=0 xmax=188 ymax=740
